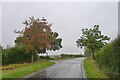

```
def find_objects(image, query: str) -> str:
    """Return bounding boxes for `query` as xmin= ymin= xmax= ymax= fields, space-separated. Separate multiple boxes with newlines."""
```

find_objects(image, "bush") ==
xmin=39 ymin=56 xmax=51 ymax=60
xmin=2 ymin=45 xmax=39 ymax=65
xmin=95 ymin=36 xmax=120 ymax=78
xmin=0 ymin=45 xmax=2 ymax=66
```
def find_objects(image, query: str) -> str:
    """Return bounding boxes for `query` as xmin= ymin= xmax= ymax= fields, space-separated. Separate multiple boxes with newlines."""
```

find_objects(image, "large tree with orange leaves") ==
xmin=14 ymin=17 xmax=62 ymax=62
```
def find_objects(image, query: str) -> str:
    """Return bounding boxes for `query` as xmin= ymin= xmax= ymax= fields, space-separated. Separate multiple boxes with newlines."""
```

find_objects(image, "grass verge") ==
xmin=84 ymin=58 xmax=108 ymax=79
xmin=2 ymin=61 xmax=54 ymax=79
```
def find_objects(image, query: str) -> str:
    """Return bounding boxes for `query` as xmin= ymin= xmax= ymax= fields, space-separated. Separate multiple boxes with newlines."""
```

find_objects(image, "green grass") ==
xmin=2 ymin=61 xmax=54 ymax=79
xmin=84 ymin=58 xmax=108 ymax=79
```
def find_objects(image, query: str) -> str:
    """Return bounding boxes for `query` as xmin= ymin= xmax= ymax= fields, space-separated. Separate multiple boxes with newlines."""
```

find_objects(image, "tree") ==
xmin=0 ymin=45 xmax=2 ymax=66
xmin=14 ymin=17 xmax=62 ymax=62
xmin=84 ymin=47 xmax=92 ymax=58
xmin=49 ymin=32 xmax=62 ymax=51
xmin=76 ymin=25 xmax=110 ymax=60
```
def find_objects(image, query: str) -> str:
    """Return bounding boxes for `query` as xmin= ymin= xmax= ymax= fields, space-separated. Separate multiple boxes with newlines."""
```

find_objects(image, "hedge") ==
xmin=95 ymin=36 xmax=120 ymax=78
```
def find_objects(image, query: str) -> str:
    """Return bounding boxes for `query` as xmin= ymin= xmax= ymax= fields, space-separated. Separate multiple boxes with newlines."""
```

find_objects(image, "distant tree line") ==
xmin=61 ymin=54 xmax=85 ymax=58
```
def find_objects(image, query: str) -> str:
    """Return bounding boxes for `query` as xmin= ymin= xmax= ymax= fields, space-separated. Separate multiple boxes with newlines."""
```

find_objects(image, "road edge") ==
xmin=20 ymin=58 xmax=87 ymax=79
xmin=81 ymin=57 xmax=87 ymax=78
xmin=20 ymin=60 xmax=65 ymax=79
xmin=20 ymin=63 xmax=55 ymax=79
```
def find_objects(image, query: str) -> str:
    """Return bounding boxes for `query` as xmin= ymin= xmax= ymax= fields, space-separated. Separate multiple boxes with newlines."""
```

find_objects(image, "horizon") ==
xmin=1 ymin=2 xmax=118 ymax=54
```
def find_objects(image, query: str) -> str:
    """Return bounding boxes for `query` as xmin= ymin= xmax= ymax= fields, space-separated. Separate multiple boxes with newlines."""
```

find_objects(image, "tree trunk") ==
xmin=92 ymin=49 xmax=95 ymax=60
xmin=31 ymin=51 xmax=34 ymax=63
xmin=43 ymin=48 xmax=46 ymax=53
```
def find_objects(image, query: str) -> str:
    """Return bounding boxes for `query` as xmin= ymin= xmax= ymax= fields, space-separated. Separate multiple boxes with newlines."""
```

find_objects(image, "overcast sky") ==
xmin=2 ymin=2 xmax=118 ymax=54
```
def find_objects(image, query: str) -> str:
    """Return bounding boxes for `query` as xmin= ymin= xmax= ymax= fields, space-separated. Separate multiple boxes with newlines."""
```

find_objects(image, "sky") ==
xmin=1 ymin=2 xmax=118 ymax=55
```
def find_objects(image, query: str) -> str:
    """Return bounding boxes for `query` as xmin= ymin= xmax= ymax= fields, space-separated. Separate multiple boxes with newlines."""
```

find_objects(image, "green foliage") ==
xmin=76 ymin=25 xmax=110 ymax=59
xmin=39 ymin=56 xmax=51 ymax=60
xmin=2 ymin=45 xmax=39 ymax=65
xmin=14 ymin=37 xmax=23 ymax=45
xmin=50 ymin=32 xmax=62 ymax=51
xmin=84 ymin=58 xmax=108 ymax=79
xmin=52 ymin=38 xmax=62 ymax=51
xmin=0 ymin=45 xmax=2 ymax=53
xmin=52 ymin=32 xmax=58 ymax=38
xmin=95 ymin=36 xmax=120 ymax=78
xmin=14 ymin=17 xmax=62 ymax=62
xmin=84 ymin=48 xmax=92 ymax=57
xmin=15 ymin=17 xmax=62 ymax=53
xmin=0 ymin=45 xmax=2 ymax=67
xmin=2 ymin=61 xmax=54 ymax=78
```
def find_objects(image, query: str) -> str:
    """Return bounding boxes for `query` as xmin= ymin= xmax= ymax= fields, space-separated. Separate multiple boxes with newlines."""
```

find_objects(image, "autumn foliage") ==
xmin=14 ymin=17 xmax=62 ymax=62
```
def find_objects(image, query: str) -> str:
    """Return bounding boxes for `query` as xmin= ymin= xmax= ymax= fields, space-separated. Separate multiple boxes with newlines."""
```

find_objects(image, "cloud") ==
xmin=2 ymin=2 xmax=118 ymax=54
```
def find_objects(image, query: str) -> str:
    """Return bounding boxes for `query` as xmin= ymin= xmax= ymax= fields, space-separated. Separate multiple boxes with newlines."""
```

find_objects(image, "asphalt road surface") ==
xmin=32 ymin=58 xmax=85 ymax=78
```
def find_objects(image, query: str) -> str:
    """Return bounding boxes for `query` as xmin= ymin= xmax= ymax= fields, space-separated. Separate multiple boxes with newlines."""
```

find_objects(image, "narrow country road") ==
xmin=30 ymin=58 xmax=85 ymax=78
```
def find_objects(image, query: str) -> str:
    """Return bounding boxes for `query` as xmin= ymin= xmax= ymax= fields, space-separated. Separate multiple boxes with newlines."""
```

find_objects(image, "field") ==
xmin=2 ymin=61 xmax=54 ymax=79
